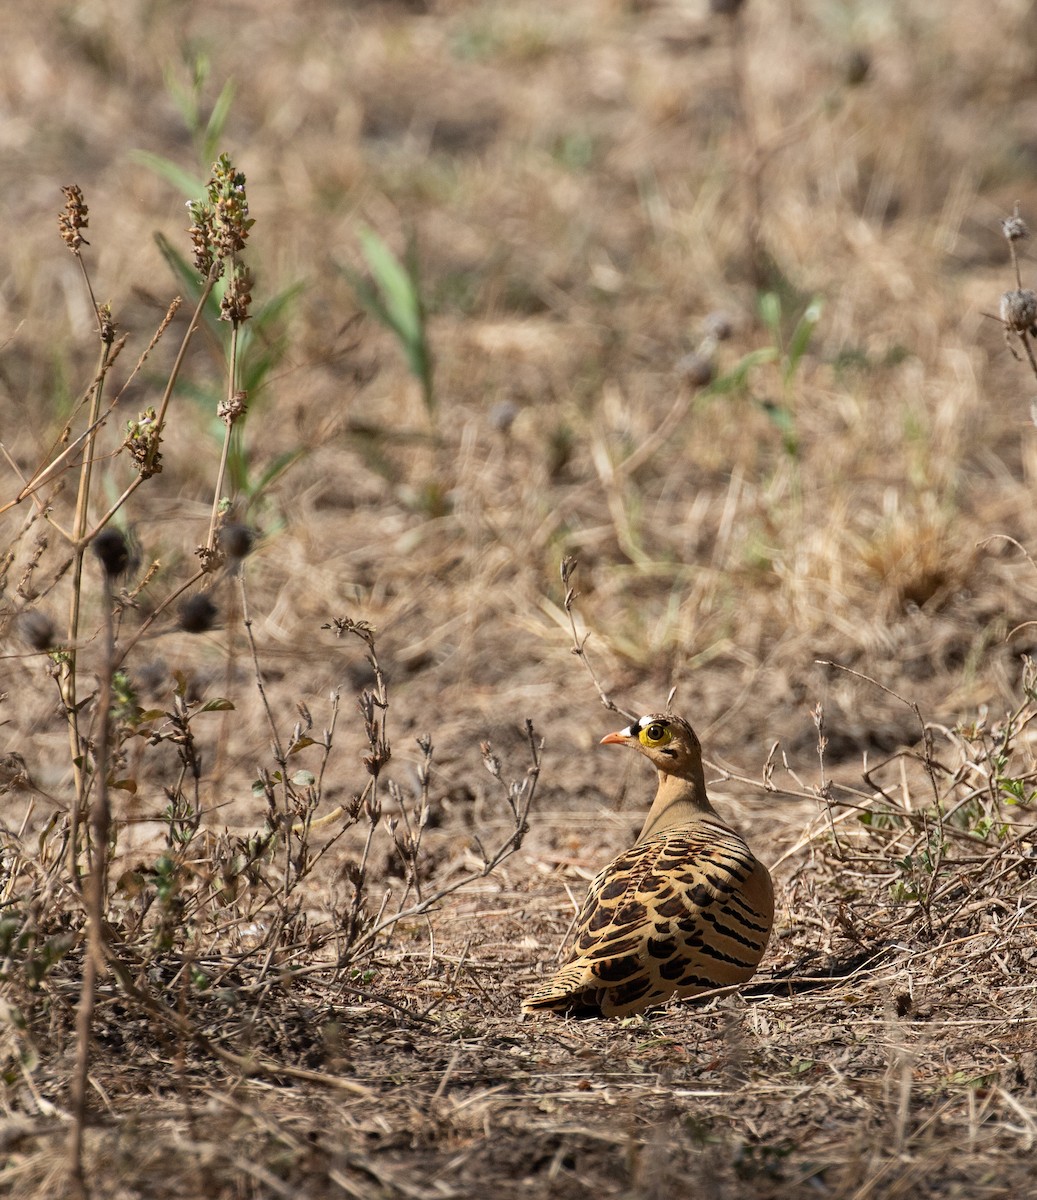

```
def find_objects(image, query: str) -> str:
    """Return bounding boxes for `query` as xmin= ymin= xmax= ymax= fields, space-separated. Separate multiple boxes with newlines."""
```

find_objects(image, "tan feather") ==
xmin=524 ymin=713 xmax=773 ymax=1018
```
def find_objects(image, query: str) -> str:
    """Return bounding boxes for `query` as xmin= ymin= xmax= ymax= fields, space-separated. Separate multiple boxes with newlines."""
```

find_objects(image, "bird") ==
xmin=523 ymin=712 xmax=773 ymax=1018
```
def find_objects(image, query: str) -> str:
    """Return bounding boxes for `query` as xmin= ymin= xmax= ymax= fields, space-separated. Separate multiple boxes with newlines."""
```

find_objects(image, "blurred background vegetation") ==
xmin=4 ymin=2 xmax=1037 ymax=1196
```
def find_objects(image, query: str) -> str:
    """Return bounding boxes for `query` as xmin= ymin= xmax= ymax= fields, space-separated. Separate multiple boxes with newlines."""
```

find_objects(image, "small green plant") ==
xmin=151 ymin=228 xmax=306 ymax=516
xmin=341 ymin=227 xmax=435 ymax=416
xmin=133 ymin=68 xmax=305 ymax=518
xmin=698 ymin=292 xmax=821 ymax=460
xmin=755 ymin=290 xmax=823 ymax=457
xmin=130 ymin=53 xmax=236 ymax=197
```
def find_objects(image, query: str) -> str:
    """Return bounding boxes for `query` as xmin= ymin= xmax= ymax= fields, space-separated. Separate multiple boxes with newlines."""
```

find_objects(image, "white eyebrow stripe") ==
xmin=626 ymin=715 xmax=657 ymax=736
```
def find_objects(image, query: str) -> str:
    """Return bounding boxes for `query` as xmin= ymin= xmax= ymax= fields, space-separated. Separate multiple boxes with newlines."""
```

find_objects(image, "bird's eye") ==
xmin=640 ymin=722 xmax=671 ymax=746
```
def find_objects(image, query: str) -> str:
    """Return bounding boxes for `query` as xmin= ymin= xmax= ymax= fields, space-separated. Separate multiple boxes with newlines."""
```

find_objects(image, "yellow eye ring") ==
xmin=639 ymin=722 xmax=672 ymax=747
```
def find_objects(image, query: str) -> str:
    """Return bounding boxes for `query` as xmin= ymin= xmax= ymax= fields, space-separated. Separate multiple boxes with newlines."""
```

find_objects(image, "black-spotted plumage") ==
xmin=524 ymin=713 xmax=773 ymax=1018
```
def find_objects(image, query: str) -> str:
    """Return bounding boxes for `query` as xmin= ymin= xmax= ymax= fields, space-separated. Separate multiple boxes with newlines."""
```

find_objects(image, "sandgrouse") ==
xmin=524 ymin=713 xmax=773 ymax=1018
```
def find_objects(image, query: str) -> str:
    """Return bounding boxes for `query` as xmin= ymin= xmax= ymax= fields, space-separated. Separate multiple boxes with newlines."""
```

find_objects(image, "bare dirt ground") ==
xmin=3 ymin=1 xmax=1037 ymax=1196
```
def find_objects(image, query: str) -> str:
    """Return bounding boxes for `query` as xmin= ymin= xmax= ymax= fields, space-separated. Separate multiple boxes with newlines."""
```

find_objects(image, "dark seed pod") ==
xmin=18 ymin=611 xmax=56 ymax=651
xmin=179 ymin=594 xmax=218 ymax=634
xmin=93 ymin=529 xmax=130 ymax=578
xmin=844 ymin=48 xmax=871 ymax=87
xmin=676 ymin=351 xmax=715 ymax=388
xmin=220 ymin=523 xmax=256 ymax=561
xmin=701 ymin=311 xmax=734 ymax=342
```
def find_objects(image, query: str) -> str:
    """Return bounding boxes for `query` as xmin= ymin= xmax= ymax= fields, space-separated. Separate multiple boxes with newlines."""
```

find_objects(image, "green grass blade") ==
xmin=784 ymin=297 xmax=823 ymax=385
xmin=130 ymin=150 xmax=207 ymax=200
xmin=203 ymin=80 xmax=237 ymax=164
xmin=358 ymin=228 xmax=423 ymax=344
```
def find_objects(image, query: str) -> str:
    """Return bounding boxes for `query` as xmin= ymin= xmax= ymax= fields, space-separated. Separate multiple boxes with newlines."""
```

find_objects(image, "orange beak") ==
xmin=599 ymin=729 xmax=634 ymax=746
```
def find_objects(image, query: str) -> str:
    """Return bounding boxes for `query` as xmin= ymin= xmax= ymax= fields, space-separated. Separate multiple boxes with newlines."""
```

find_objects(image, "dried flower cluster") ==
xmin=187 ymin=153 xmax=255 ymax=291
xmin=999 ymin=288 xmax=1037 ymax=335
xmin=217 ymin=389 xmax=248 ymax=425
xmin=58 ymin=184 xmax=89 ymax=252
xmin=999 ymin=209 xmax=1037 ymax=364
xmin=123 ymin=406 xmax=163 ymax=478
xmin=220 ymin=264 xmax=254 ymax=325
xmin=1002 ymin=211 xmax=1029 ymax=243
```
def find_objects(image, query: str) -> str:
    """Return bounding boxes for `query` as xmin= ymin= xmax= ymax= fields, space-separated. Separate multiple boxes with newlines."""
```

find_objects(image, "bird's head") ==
xmin=600 ymin=713 xmax=703 ymax=779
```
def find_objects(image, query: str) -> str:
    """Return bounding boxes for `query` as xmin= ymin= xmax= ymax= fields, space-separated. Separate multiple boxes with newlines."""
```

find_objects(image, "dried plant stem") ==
xmin=83 ymin=274 xmax=219 ymax=546
xmin=154 ymin=269 xmax=220 ymax=436
xmin=240 ymin=572 xmax=286 ymax=768
xmin=354 ymin=721 xmax=543 ymax=954
xmin=113 ymin=567 xmax=208 ymax=669
xmin=0 ymin=345 xmax=125 ymax=523
xmin=63 ymin=319 xmax=113 ymax=882
xmin=238 ymin=570 xmax=294 ymax=899
xmin=68 ymin=566 xmax=115 ymax=1196
xmin=206 ymin=320 xmax=241 ymax=552
xmin=816 ymin=660 xmax=940 ymax=808
xmin=559 ymin=556 xmax=635 ymax=720
xmin=1 ymin=296 xmax=175 ymax=519
xmin=813 ymin=701 xmax=843 ymax=857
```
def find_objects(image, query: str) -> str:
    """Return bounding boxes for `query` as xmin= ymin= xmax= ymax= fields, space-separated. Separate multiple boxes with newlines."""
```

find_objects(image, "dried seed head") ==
xmin=59 ymin=185 xmax=89 ymax=252
xmin=1003 ymin=213 xmax=1029 ymax=243
xmin=217 ymin=390 xmax=248 ymax=425
xmin=210 ymin=154 xmax=253 ymax=257
xmin=17 ymin=611 xmax=56 ymax=652
xmin=187 ymin=200 xmax=219 ymax=277
xmin=220 ymin=264 xmax=254 ymax=325
xmin=676 ymin=351 xmax=715 ymax=388
xmin=98 ymin=302 xmax=115 ymax=346
xmin=844 ymin=48 xmax=871 ymax=87
xmin=186 ymin=154 xmax=253 ymax=277
xmin=179 ymin=594 xmax=218 ymax=634
xmin=701 ymin=311 xmax=734 ymax=341
xmin=123 ymin=407 xmax=163 ymax=478
xmin=1000 ymin=289 xmax=1037 ymax=333
xmin=93 ymin=528 xmax=130 ymax=578
xmin=219 ymin=522 xmax=256 ymax=561
xmin=488 ymin=399 xmax=519 ymax=434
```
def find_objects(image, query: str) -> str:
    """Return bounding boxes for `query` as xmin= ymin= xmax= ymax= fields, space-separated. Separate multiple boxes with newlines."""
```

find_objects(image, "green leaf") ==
xmin=784 ymin=297 xmax=823 ymax=385
xmin=153 ymin=232 xmax=206 ymax=302
xmin=198 ymin=698 xmax=235 ymax=713
xmin=243 ymin=448 xmax=306 ymax=505
xmin=202 ymin=81 xmax=237 ymax=163
xmin=706 ymin=347 xmax=778 ymax=396
xmin=130 ymin=149 xmax=207 ymax=199
xmin=359 ymin=227 xmax=422 ymax=343
xmin=345 ymin=228 xmax=435 ymax=413
xmin=758 ymin=291 xmax=782 ymax=344
xmin=759 ymin=400 xmax=799 ymax=456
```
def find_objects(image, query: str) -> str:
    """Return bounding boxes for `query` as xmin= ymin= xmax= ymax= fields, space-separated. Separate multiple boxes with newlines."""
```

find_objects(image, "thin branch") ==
xmin=559 ymin=556 xmax=636 ymax=720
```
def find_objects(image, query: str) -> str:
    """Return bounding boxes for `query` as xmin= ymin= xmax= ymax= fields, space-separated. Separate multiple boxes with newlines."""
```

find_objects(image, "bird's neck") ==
xmin=637 ymin=767 xmax=718 ymax=842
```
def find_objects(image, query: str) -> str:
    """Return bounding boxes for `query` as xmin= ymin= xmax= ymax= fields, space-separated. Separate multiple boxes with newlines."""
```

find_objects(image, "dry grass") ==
xmin=3 ymin=0 xmax=1037 ymax=1196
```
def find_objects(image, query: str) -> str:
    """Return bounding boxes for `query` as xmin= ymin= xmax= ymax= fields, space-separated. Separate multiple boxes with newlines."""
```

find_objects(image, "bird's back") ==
xmin=524 ymin=814 xmax=773 ymax=1018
